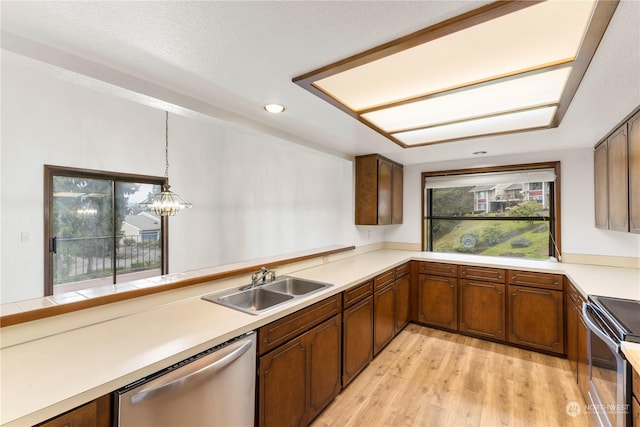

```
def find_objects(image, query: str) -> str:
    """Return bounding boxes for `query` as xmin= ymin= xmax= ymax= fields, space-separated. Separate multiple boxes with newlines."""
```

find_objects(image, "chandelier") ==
xmin=140 ymin=111 xmax=192 ymax=216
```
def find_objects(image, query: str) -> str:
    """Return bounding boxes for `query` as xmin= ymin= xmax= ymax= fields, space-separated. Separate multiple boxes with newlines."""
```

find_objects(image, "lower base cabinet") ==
xmin=394 ymin=273 xmax=410 ymax=332
xmin=418 ymin=274 xmax=458 ymax=331
xmin=508 ymin=285 xmax=564 ymax=354
xmin=259 ymin=314 xmax=342 ymax=427
xmin=459 ymin=279 xmax=505 ymax=340
xmin=342 ymin=296 xmax=373 ymax=387
xmin=373 ymin=283 xmax=395 ymax=355
xmin=35 ymin=395 xmax=111 ymax=427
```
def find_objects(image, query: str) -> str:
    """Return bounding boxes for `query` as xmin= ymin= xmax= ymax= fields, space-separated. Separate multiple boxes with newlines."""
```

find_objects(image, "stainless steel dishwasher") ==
xmin=115 ymin=331 xmax=256 ymax=426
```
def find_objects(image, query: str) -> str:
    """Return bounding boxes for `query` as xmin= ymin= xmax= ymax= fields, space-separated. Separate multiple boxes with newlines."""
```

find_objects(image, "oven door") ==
xmin=582 ymin=303 xmax=630 ymax=427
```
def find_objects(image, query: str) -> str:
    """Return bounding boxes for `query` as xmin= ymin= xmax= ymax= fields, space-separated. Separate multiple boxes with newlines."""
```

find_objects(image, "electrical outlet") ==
xmin=21 ymin=232 xmax=30 ymax=243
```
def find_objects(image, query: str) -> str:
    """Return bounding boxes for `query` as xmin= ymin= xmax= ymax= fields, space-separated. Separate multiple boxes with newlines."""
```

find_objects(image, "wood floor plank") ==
xmin=311 ymin=324 xmax=590 ymax=427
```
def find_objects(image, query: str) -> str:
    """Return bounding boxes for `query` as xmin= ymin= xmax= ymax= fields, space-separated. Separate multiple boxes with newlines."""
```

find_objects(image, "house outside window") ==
xmin=422 ymin=163 xmax=560 ymax=260
xmin=44 ymin=166 xmax=168 ymax=296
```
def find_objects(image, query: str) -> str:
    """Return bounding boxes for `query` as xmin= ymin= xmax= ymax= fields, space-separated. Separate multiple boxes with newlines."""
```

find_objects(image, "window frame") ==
xmin=44 ymin=165 xmax=169 ymax=296
xmin=421 ymin=161 xmax=561 ymax=260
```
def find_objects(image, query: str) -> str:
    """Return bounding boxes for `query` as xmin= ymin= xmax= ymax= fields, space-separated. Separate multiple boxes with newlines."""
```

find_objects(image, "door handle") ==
xmin=130 ymin=337 xmax=253 ymax=405
xmin=581 ymin=303 xmax=620 ymax=353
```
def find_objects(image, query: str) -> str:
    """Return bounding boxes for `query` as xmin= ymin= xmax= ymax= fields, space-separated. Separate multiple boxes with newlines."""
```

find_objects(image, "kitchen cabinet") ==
xmin=258 ymin=295 xmax=342 ymax=427
xmin=342 ymin=280 xmax=373 ymax=387
xmin=355 ymin=154 xmax=403 ymax=225
xmin=373 ymin=270 xmax=396 ymax=355
xmin=594 ymin=106 xmax=640 ymax=233
xmin=608 ymin=126 xmax=629 ymax=231
xmin=458 ymin=279 xmax=505 ymax=341
xmin=565 ymin=279 xmax=580 ymax=382
xmin=417 ymin=262 xmax=458 ymax=331
xmin=507 ymin=271 xmax=564 ymax=354
xmin=394 ymin=264 xmax=411 ymax=333
xmin=629 ymin=110 xmax=640 ymax=234
xmin=35 ymin=395 xmax=110 ymax=427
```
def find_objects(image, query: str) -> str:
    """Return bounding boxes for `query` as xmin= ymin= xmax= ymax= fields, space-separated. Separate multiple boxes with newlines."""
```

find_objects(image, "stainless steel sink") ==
xmin=263 ymin=277 xmax=331 ymax=295
xmin=202 ymin=276 xmax=332 ymax=315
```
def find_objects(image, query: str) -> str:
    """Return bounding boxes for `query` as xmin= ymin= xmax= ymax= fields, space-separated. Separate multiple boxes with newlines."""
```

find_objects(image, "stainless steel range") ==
xmin=583 ymin=296 xmax=640 ymax=427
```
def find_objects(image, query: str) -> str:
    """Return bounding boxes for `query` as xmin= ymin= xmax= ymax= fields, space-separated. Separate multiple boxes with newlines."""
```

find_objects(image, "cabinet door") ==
xmin=578 ymin=313 xmax=589 ymax=401
xmin=259 ymin=338 xmax=307 ymax=427
xmin=394 ymin=274 xmax=410 ymax=333
xmin=418 ymin=274 xmax=458 ymax=331
xmin=594 ymin=141 xmax=609 ymax=229
xmin=566 ymin=297 xmax=578 ymax=382
xmin=373 ymin=283 xmax=395 ymax=355
xmin=608 ymin=126 xmax=629 ymax=231
xmin=629 ymin=111 xmax=640 ymax=234
xmin=343 ymin=297 xmax=373 ymax=387
xmin=37 ymin=395 xmax=111 ymax=427
xmin=508 ymin=285 xmax=564 ymax=354
xmin=459 ymin=279 xmax=505 ymax=341
xmin=377 ymin=158 xmax=393 ymax=225
xmin=392 ymin=163 xmax=403 ymax=224
xmin=307 ymin=314 xmax=342 ymax=423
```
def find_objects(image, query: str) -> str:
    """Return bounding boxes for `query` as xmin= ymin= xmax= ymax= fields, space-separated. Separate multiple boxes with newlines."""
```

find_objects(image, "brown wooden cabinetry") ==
xmin=36 ymin=395 xmax=111 ymax=427
xmin=417 ymin=272 xmax=458 ymax=331
xmin=594 ymin=106 xmax=640 ymax=233
xmin=355 ymin=154 xmax=403 ymax=225
xmin=629 ymin=110 xmax=640 ymax=234
xmin=394 ymin=270 xmax=410 ymax=333
xmin=507 ymin=271 xmax=564 ymax=354
xmin=258 ymin=296 xmax=342 ymax=427
xmin=342 ymin=280 xmax=373 ymax=387
xmin=373 ymin=277 xmax=395 ymax=356
xmin=459 ymin=279 xmax=505 ymax=341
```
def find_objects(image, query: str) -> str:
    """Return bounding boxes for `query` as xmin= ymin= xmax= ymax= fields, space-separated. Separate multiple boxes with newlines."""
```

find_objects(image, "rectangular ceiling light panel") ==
xmin=294 ymin=0 xmax=617 ymax=148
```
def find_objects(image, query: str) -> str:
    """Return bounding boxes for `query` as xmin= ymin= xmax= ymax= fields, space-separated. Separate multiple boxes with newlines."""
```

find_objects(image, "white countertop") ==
xmin=1 ymin=249 xmax=639 ymax=426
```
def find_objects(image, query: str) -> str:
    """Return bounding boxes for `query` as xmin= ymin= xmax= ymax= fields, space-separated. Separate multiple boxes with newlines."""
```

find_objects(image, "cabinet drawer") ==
xmin=343 ymin=280 xmax=373 ymax=308
xmin=258 ymin=294 xmax=342 ymax=355
xmin=395 ymin=262 xmax=410 ymax=279
xmin=633 ymin=367 xmax=639 ymax=400
xmin=374 ymin=269 xmax=395 ymax=290
xmin=508 ymin=270 xmax=563 ymax=290
xmin=418 ymin=261 xmax=457 ymax=277
xmin=566 ymin=280 xmax=585 ymax=306
xmin=458 ymin=265 xmax=505 ymax=283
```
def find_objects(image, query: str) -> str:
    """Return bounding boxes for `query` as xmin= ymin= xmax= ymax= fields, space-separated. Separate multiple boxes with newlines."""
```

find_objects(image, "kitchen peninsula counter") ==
xmin=1 ymin=249 xmax=639 ymax=426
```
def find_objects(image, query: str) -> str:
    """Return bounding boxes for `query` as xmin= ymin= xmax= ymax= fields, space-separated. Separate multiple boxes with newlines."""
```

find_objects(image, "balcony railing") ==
xmin=53 ymin=234 xmax=161 ymax=287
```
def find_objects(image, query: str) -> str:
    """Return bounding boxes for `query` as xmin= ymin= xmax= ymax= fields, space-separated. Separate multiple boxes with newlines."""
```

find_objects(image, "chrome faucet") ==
xmin=250 ymin=267 xmax=276 ymax=288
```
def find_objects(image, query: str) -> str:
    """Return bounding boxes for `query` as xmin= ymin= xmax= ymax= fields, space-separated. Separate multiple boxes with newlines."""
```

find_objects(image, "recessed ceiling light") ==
xmin=294 ymin=0 xmax=617 ymax=148
xmin=264 ymin=104 xmax=285 ymax=114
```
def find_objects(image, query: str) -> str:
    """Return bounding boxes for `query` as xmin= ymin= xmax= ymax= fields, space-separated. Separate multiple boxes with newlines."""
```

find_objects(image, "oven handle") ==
xmin=582 ymin=302 xmax=620 ymax=353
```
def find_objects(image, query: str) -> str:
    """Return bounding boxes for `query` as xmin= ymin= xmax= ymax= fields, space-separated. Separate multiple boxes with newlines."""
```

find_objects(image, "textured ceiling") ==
xmin=1 ymin=1 xmax=639 ymax=165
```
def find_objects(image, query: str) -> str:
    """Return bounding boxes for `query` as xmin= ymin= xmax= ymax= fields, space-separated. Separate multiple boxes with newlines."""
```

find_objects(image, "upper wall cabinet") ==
xmin=594 ymin=107 xmax=640 ymax=234
xmin=355 ymin=154 xmax=403 ymax=225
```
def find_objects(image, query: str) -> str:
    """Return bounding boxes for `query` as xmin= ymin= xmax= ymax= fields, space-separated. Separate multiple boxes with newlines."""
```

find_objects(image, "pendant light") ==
xmin=140 ymin=111 xmax=192 ymax=216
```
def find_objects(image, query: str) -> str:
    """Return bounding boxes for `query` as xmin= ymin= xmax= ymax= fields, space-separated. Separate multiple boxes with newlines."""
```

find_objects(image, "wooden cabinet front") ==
xmin=459 ymin=279 xmax=505 ymax=341
xmin=259 ymin=314 xmax=342 ymax=427
xmin=355 ymin=154 xmax=403 ymax=225
xmin=507 ymin=285 xmax=564 ymax=354
xmin=36 ymin=395 xmax=111 ymax=427
xmin=607 ymin=126 xmax=629 ymax=231
xmin=577 ymin=313 xmax=589 ymax=401
xmin=418 ymin=274 xmax=458 ymax=331
xmin=594 ymin=140 xmax=609 ymax=229
xmin=629 ymin=110 xmax=640 ymax=234
xmin=342 ymin=296 xmax=373 ymax=387
xmin=373 ymin=283 xmax=395 ymax=355
xmin=394 ymin=273 xmax=410 ymax=333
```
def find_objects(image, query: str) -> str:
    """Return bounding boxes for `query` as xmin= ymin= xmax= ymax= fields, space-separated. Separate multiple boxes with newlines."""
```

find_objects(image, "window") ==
xmin=44 ymin=166 xmax=167 ymax=296
xmin=422 ymin=162 xmax=560 ymax=260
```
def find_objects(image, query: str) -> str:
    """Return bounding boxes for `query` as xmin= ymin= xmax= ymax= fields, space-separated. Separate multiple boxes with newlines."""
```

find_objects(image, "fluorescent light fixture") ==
xmin=264 ymin=103 xmax=285 ymax=113
xmin=293 ymin=0 xmax=618 ymax=147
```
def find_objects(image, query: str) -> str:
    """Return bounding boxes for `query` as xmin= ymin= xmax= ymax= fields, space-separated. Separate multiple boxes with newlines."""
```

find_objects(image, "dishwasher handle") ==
xmin=130 ymin=337 xmax=253 ymax=405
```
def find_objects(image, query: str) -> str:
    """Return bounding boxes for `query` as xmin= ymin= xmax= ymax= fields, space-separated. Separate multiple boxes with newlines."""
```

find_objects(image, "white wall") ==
xmin=387 ymin=149 xmax=640 ymax=259
xmin=0 ymin=52 xmax=379 ymax=304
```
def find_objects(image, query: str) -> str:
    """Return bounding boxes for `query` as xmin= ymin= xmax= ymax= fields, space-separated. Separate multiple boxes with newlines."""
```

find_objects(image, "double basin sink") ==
xmin=202 ymin=277 xmax=332 ymax=315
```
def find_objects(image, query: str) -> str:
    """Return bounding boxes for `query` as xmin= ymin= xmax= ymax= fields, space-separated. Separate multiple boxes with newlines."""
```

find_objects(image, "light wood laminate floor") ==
xmin=311 ymin=324 xmax=590 ymax=427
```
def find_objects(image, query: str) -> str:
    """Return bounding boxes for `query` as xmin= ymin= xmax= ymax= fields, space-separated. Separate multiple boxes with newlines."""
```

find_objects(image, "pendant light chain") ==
xmin=165 ymin=111 xmax=170 ymax=180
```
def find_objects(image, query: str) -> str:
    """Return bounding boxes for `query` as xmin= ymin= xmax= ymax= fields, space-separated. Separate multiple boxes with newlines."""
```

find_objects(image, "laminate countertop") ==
xmin=1 ymin=249 xmax=639 ymax=426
